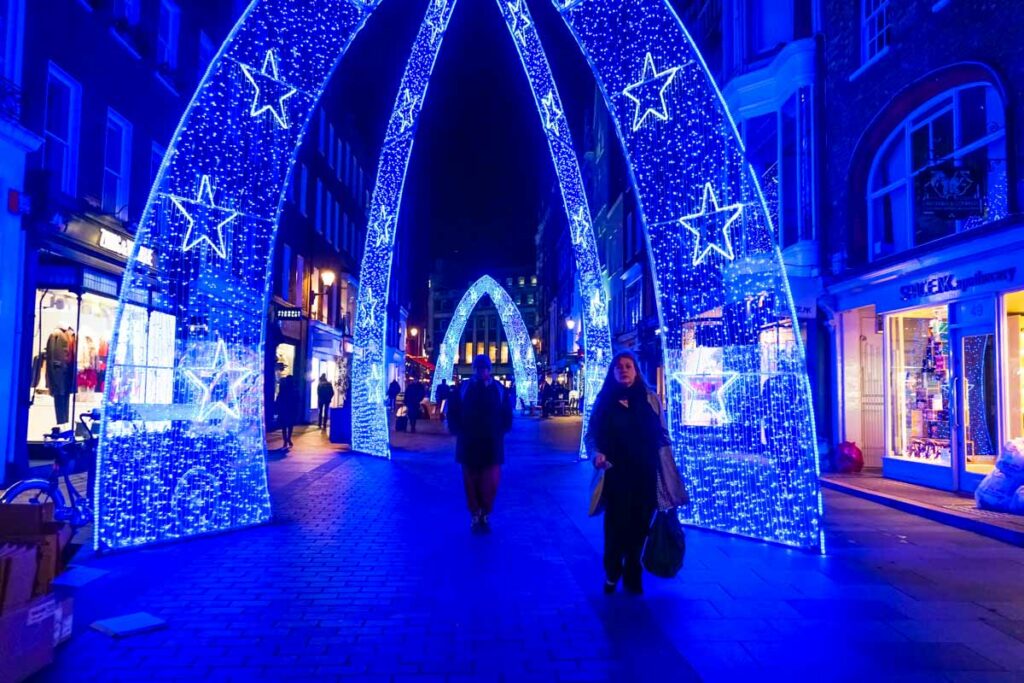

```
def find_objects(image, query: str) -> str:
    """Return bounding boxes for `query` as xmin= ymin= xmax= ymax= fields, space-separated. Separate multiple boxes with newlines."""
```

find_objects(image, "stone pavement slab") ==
xmin=31 ymin=416 xmax=1024 ymax=682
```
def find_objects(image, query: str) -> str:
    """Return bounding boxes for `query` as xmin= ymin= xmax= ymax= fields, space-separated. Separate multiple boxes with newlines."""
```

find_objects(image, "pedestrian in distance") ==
xmin=387 ymin=378 xmax=401 ymax=413
xmin=404 ymin=379 xmax=426 ymax=433
xmin=447 ymin=354 xmax=514 ymax=534
xmin=435 ymin=378 xmax=450 ymax=419
xmin=316 ymin=374 xmax=334 ymax=430
xmin=586 ymin=350 xmax=685 ymax=595
xmin=275 ymin=371 xmax=301 ymax=449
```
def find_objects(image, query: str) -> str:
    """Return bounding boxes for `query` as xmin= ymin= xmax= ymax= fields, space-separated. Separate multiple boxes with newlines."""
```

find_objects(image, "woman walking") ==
xmin=275 ymin=371 xmax=301 ymax=449
xmin=586 ymin=351 xmax=685 ymax=594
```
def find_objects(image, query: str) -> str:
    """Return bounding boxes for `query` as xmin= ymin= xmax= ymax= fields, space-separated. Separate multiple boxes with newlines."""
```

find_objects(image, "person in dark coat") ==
xmin=447 ymin=354 xmax=514 ymax=533
xmin=585 ymin=350 xmax=668 ymax=594
xmin=435 ymin=379 xmax=450 ymax=419
xmin=316 ymin=374 xmax=334 ymax=430
xmin=404 ymin=380 xmax=426 ymax=433
xmin=275 ymin=372 xmax=301 ymax=448
xmin=387 ymin=379 xmax=401 ymax=412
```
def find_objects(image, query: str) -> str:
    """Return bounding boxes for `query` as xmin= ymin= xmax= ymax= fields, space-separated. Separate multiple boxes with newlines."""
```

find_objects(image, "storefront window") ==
xmin=888 ymin=307 xmax=951 ymax=465
xmin=275 ymin=343 xmax=296 ymax=401
xmin=1004 ymin=291 xmax=1024 ymax=442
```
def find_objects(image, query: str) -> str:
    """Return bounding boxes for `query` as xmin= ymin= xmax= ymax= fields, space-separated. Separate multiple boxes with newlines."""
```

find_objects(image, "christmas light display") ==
xmin=351 ymin=0 xmax=612 ymax=458
xmin=98 ymin=0 xmax=820 ymax=551
xmin=429 ymin=275 xmax=538 ymax=406
xmin=557 ymin=0 xmax=822 ymax=549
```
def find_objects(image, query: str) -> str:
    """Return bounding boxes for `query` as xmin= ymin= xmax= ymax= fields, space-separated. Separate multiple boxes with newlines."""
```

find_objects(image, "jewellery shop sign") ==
xmin=899 ymin=266 xmax=1017 ymax=303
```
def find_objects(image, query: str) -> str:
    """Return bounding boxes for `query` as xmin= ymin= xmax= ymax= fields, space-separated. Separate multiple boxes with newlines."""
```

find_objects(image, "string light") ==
xmin=558 ymin=0 xmax=822 ymax=549
xmin=97 ymin=0 xmax=820 ymax=552
xmin=430 ymin=275 xmax=538 ymax=406
xmin=352 ymin=0 xmax=613 ymax=459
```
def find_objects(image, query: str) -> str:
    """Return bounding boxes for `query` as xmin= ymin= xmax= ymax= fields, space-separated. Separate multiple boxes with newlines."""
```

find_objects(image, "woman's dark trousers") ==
xmin=603 ymin=494 xmax=654 ymax=587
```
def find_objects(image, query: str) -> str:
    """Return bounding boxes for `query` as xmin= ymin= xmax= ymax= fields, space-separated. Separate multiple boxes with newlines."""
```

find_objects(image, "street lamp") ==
xmin=409 ymin=326 xmax=419 ymax=356
xmin=310 ymin=269 xmax=336 ymax=321
xmin=565 ymin=317 xmax=576 ymax=331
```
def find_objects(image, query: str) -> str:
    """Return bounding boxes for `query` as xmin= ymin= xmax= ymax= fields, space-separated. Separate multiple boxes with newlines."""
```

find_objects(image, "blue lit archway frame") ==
xmin=350 ymin=0 xmax=611 ymax=460
xmin=97 ymin=0 xmax=822 ymax=551
xmin=429 ymin=275 xmax=539 ymax=407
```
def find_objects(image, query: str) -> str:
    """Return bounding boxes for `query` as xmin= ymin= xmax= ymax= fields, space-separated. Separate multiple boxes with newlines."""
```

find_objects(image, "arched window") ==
xmin=868 ymin=83 xmax=1007 ymax=260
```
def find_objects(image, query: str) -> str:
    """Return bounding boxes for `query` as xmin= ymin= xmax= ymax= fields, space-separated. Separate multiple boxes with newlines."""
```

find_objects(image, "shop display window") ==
xmin=1004 ymin=291 xmax=1024 ymax=443
xmin=888 ymin=307 xmax=952 ymax=466
xmin=309 ymin=355 xmax=340 ymax=410
xmin=274 ymin=343 xmax=296 ymax=401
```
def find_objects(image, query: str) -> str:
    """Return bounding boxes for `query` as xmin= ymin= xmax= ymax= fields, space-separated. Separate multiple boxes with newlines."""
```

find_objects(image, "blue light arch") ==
xmin=97 ymin=0 xmax=823 ymax=551
xmin=429 ymin=275 xmax=539 ymax=407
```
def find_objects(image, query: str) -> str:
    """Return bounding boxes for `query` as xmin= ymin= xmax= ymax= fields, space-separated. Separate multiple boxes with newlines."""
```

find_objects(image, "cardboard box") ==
xmin=0 ymin=594 xmax=57 ymax=683
xmin=0 ymin=503 xmax=54 ymax=535
xmin=0 ymin=524 xmax=67 ymax=596
xmin=0 ymin=545 xmax=37 ymax=613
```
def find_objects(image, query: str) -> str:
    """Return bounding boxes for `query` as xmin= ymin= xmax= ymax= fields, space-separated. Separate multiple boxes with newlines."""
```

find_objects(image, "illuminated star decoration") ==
xmin=170 ymin=174 xmax=238 ymax=259
xmin=570 ymin=206 xmax=589 ymax=246
xmin=541 ymin=91 xmax=563 ymax=135
xmin=589 ymin=288 xmax=608 ymax=325
xmin=359 ymin=295 xmax=377 ymax=329
xmin=183 ymin=340 xmax=253 ymax=422
xmin=679 ymin=182 xmax=743 ymax=265
xmin=371 ymin=207 xmax=395 ymax=247
xmin=673 ymin=370 xmax=740 ymax=424
xmin=240 ymin=49 xmax=297 ymax=129
xmin=398 ymin=88 xmax=417 ymax=133
xmin=622 ymin=52 xmax=680 ymax=132
xmin=506 ymin=0 xmax=532 ymax=47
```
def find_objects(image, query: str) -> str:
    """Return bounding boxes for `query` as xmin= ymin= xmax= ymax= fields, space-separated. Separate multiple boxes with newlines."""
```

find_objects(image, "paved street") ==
xmin=36 ymin=416 xmax=1024 ymax=682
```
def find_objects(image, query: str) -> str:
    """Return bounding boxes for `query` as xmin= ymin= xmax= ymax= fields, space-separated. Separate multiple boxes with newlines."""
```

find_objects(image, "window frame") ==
xmin=102 ymin=108 xmax=132 ymax=221
xmin=157 ymin=0 xmax=181 ymax=70
xmin=867 ymin=82 xmax=1007 ymax=261
xmin=44 ymin=62 xmax=82 ymax=196
xmin=859 ymin=0 xmax=891 ymax=67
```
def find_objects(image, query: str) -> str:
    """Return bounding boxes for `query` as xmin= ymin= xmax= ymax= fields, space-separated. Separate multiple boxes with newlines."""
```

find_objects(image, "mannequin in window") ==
xmin=45 ymin=326 xmax=77 ymax=424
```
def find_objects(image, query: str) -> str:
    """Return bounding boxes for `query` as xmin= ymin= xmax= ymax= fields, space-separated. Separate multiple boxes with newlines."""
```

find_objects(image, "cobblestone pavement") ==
xmin=34 ymin=417 xmax=1024 ymax=682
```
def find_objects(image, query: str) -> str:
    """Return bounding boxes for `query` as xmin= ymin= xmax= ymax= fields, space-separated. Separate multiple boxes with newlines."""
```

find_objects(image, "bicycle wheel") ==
xmin=0 ymin=479 xmax=66 ymax=508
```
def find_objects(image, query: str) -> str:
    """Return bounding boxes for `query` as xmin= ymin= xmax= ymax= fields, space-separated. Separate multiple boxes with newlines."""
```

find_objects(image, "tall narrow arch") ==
xmin=429 ymin=275 xmax=539 ymax=407
xmin=97 ymin=0 xmax=822 ymax=551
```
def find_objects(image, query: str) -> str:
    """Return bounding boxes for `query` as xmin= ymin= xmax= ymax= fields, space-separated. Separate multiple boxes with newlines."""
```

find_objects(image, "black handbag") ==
xmin=642 ymin=510 xmax=686 ymax=578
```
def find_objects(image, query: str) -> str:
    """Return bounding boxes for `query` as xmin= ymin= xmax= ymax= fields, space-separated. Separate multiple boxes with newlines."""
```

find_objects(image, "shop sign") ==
xmin=915 ymin=163 xmax=983 ymax=218
xmin=274 ymin=304 xmax=304 ymax=320
xmin=98 ymin=228 xmax=154 ymax=267
xmin=899 ymin=267 xmax=1017 ymax=302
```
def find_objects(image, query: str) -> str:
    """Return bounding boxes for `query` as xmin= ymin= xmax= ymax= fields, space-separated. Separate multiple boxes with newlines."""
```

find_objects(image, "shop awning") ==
xmin=407 ymin=355 xmax=435 ymax=372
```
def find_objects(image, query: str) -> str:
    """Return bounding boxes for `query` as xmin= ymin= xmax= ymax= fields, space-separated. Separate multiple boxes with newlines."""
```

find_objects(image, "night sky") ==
xmin=329 ymin=0 xmax=599 ymax=319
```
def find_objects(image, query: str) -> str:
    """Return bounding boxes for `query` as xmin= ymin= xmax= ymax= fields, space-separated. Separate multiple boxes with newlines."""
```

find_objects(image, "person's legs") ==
xmin=462 ymin=466 xmax=482 ymax=523
xmin=409 ymin=413 xmax=418 ymax=432
xmin=622 ymin=502 xmax=655 ymax=593
xmin=602 ymin=499 xmax=626 ymax=586
xmin=479 ymin=465 xmax=501 ymax=515
xmin=282 ymin=426 xmax=293 ymax=447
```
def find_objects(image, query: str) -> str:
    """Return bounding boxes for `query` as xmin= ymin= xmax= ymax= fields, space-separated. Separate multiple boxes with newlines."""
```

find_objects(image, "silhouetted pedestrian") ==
xmin=435 ymin=378 xmax=450 ymax=418
xmin=316 ymin=374 xmax=334 ymax=430
xmin=276 ymin=373 xmax=301 ymax=449
xmin=404 ymin=380 xmax=426 ymax=433
xmin=586 ymin=351 xmax=686 ymax=594
xmin=447 ymin=354 xmax=514 ymax=533
xmin=387 ymin=379 xmax=401 ymax=413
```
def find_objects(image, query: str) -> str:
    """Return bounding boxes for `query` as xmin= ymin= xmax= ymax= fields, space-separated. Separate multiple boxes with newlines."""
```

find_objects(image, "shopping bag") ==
xmin=588 ymin=468 xmax=607 ymax=517
xmin=642 ymin=510 xmax=686 ymax=578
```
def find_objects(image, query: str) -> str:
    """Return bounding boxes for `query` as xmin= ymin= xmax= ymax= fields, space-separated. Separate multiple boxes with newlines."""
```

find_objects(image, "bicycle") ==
xmin=0 ymin=409 xmax=100 ymax=530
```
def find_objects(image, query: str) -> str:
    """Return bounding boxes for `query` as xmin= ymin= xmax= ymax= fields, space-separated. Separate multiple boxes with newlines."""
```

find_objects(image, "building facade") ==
xmin=7 ymin=0 xmax=239 ymax=475
xmin=821 ymin=0 xmax=1024 ymax=493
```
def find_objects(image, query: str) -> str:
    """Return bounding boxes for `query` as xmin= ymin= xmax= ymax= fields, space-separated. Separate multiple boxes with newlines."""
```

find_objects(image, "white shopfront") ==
xmin=830 ymin=221 xmax=1024 ymax=493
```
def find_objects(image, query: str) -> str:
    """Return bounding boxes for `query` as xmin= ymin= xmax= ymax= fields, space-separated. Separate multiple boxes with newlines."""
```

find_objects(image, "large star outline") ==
xmin=541 ymin=91 xmax=563 ymax=135
xmin=622 ymin=52 xmax=680 ymax=132
xmin=672 ymin=370 xmax=740 ymax=424
xmin=170 ymin=175 xmax=238 ymax=259
xmin=679 ymin=183 xmax=743 ymax=266
xmin=183 ymin=339 xmax=253 ymax=422
xmin=240 ymin=49 xmax=297 ymax=129
xmin=506 ymin=0 xmax=532 ymax=47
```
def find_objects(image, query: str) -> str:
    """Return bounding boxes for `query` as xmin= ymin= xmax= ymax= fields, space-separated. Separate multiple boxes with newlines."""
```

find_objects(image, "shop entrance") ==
xmin=951 ymin=300 xmax=999 ymax=491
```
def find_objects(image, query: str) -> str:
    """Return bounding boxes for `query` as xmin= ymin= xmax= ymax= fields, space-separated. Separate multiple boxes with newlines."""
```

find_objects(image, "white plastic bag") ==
xmin=975 ymin=469 xmax=1017 ymax=512
xmin=1009 ymin=485 xmax=1024 ymax=516
xmin=996 ymin=438 xmax=1024 ymax=483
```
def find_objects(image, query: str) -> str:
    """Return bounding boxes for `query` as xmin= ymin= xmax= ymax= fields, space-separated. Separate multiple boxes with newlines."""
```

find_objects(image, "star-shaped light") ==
xmin=622 ymin=52 xmax=680 ymax=132
xmin=679 ymin=183 xmax=743 ymax=265
xmin=371 ymin=206 xmax=395 ymax=247
xmin=541 ymin=91 xmax=563 ymax=135
xmin=183 ymin=339 xmax=253 ymax=422
xmin=672 ymin=370 xmax=739 ymax=424
xmin=506 ymin=0 xmax=532 ymax=47
xmin=170 ymin=175 xmax=238 ymax=259
xmin=358 ymin=295 xmax=377 ymax=329
xmin=570 ymin=206 xmax=589 ymax=246
xmin=240 ymin=49 xmax=297 ymax=129
xmin=589 ymin=289 xmax=608 ymax=325
xmin=398 ymin=88 xmax=417 ymax=133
